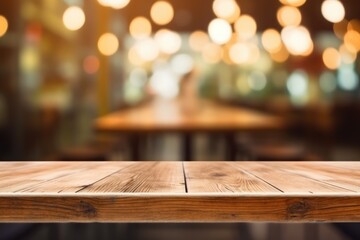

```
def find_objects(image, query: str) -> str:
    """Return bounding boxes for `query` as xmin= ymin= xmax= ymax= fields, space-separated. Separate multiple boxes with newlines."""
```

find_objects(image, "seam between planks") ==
xmin=182 ymin=162 xmax=188 ymax=193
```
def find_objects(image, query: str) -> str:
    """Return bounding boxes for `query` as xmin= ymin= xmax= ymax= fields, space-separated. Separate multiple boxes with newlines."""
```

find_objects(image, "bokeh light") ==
xmin=150 ymin=67 xmax=180 ymax=99
xmin=134 ymin=37 xmax=159 ymax=62
xmin=128 ymin=46 xmax=146 ymax=66
xmin=170 ymin=54 xmax=195 ymax=75
xmin=234 ymin=15 xmax=257 ymax=40
xmin=63 ymin=6 xmax=85 ymax=31
xmin=154 ymin=29 xmax=182 ymax=55
xmin=270 ymin=44 xmax=289 ymax=63
xmin=0 ymin=15 xmax=8 ymax=37
xmin=338 ymin=66 xmax=359 ymax=90
xmin=229 ymin=42 xmax=251 ymax=64
xmin=188 ymin=31 xmax=210 ymax=52
xmin=129 ymin=17 xmax=152 ymax=39
xmin=150 ymin=1 xmax=174 ymax=25
xmin=208 ymin=18 xmax=232 ymax=45
xmin=83 ymin=55 xmax=100 ymax=74
xmin=348 ymin=19 xmax=360 ymax=32
xmin=202 ymin=43 xmax=223 ymax=64
xmin=287 ymin=70 xmax=309 ymax=97
xmin=97 ymin=0 xmax=130 ymax=9
xmin=212 ymin=0 xmax=240 ymax=23
xmin=98 ymin=33 xmax=119 ymax=56
xmin=261 ymin=29 xmax=282 ymax=53
xmin=321 ymin=0 xmax=345 ymax=23
xmin=319 ymin=71 xmax=337 ymax=93
xmin=339 ymin=44 xmax=357 ymax=64
xmin=281 ymin=26 xmax=313 ymax=56
xmin=344 ymin=30 xmax=360 ymax=52
xmin=279 ymin=0 xmax=307 ymax=7
xmin=322 ymin=47 xmax=341 ymax=70
xmin=247 ymin=71 xmax=267 ymax=91
xmin=277 ymin=6 xmax=302 ymax=27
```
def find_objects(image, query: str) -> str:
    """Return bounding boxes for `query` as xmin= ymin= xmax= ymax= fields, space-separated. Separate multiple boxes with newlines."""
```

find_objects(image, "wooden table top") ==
xmin=0 ymin=161 xmax=359 ymax=223
xmin=94 ymin=99 xmax=286 ymax=133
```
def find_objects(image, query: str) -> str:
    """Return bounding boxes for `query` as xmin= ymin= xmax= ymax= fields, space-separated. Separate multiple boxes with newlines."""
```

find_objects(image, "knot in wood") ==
xmin=287 ymin=201 xmax=311 ymax=217
xmin=79 ymin=201 xmax=97 ymax=218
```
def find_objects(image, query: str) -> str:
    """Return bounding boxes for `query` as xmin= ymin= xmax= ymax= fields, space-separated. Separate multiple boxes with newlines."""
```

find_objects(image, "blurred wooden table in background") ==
xmin=94 ymin=99 xmax=286 ymax=161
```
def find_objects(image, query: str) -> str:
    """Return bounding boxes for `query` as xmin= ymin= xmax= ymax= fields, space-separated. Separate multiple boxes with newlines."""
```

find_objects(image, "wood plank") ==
xmin=15 ymin=162 xmax=134 ymax=193
xmin=184 ymin=162 xmax=280 ymax=193
xmin=79 ymin=162 xmax=185 ymax=193
xmin=0 ymin=162 xmax=88 ymax=192
xmin=235 ymin=162 xmax=353 ymax=193
xmin=0 ymin=194 xmax=359 ymax=222
xmin=265 ymin=162 xmax=360 ymax=192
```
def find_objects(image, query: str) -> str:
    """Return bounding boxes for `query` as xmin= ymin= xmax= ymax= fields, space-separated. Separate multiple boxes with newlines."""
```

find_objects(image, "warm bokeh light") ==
xmin=97 ymin=33 xmax=119 ymax=56
xmin=63 ymin=6 xmax=85 ymax=31
xmin=208 ymin=18 xmax=232 ymax=45
xmin=234 ymin=15 xmax=257 ymax=40
xmin=0 ymin=15 xmax=8 ymax=37
xmin=98 ymin=0 xmax=130 ymax=9
xmin=150 ymin=1 xmax=174 ymax=25
xmin=83 ymin=55 xmax=100 ymax=74
xmin=150 ymin=68 xmax=180 ymax=99
xmin=188 ymin=31 xmax=210 ymax=52
xmin=212 ymin=0 xmax=241 ymax=23
xmin=321 ymin=0 xmax=345 ymax=23
xmin=229 ymin=42 xmax=250 ymax=64
xmin=154 ymin=29 xmax=182 ymax=55
xmin=277 ymin=6 xmax=302 ymax=27
xmin=333 ymin=20 xmax=348 ymax=39
xmin=128 ymin=46 xmax=145 ymax=66
xmin=134 ymin=37 xmax=159 ymax=61
xmin=170 ymin=54 xmax=195 ymax=75
xmin=279 ymin=0 xmax=307 ymax=7
xmin=270 ymin=44 xmax=290 ymax=63
xmin=229 ymin=42 xmax=259 ymax=65
xmin=344 ymin=30 xmax=360 ymax=52
xmin=202 ymin=43 xmax=223 ymax=64
xmin=322 ymin=47 xmax=341 ymax=70
xmin=348 ymin=19 xmax=360 ymax=32
xmin=339 ymin=44 xmax=357 ymax=64
xmin=281 ymin=26 xmax=313 ymax=56
xmin=129 ymin=17 xmax=152 ymax=39
xmin=261 ymin=29 xmax=282 ymax=53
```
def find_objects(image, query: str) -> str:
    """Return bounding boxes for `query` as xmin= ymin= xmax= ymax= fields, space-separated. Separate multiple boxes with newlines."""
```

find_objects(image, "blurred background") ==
xmin=0 ymin=0 xmax=360 ymax=239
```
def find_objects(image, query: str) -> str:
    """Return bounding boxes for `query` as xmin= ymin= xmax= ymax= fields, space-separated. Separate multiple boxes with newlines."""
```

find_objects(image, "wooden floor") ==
xmin=0 ymin=161 xmax=359 ymax=222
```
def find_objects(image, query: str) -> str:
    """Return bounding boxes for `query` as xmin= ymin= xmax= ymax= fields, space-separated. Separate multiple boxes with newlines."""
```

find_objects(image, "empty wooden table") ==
xmin=0 ymin=161 xmax=359 ymax=222
xmin=94 ymin=99 xmax=286 ymax=161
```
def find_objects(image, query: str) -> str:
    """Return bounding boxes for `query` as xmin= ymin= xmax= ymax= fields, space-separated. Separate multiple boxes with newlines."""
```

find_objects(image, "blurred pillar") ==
xmin=96 ymin=5 xmax=110 ymax=116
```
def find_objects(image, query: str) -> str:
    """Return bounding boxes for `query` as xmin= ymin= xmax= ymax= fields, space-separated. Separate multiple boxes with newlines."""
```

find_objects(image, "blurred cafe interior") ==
xmin=0 ymin=0 xmax=360 ymax=239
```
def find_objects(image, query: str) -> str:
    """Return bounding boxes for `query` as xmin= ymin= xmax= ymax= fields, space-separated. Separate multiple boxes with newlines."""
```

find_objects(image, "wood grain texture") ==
xmin=0 ymin=161 xmax=359 ymax=223
xmin=94 ymin=99 xmax=286 ymax=133
xmin=183 ymin=162 xmax=280 ymax=193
